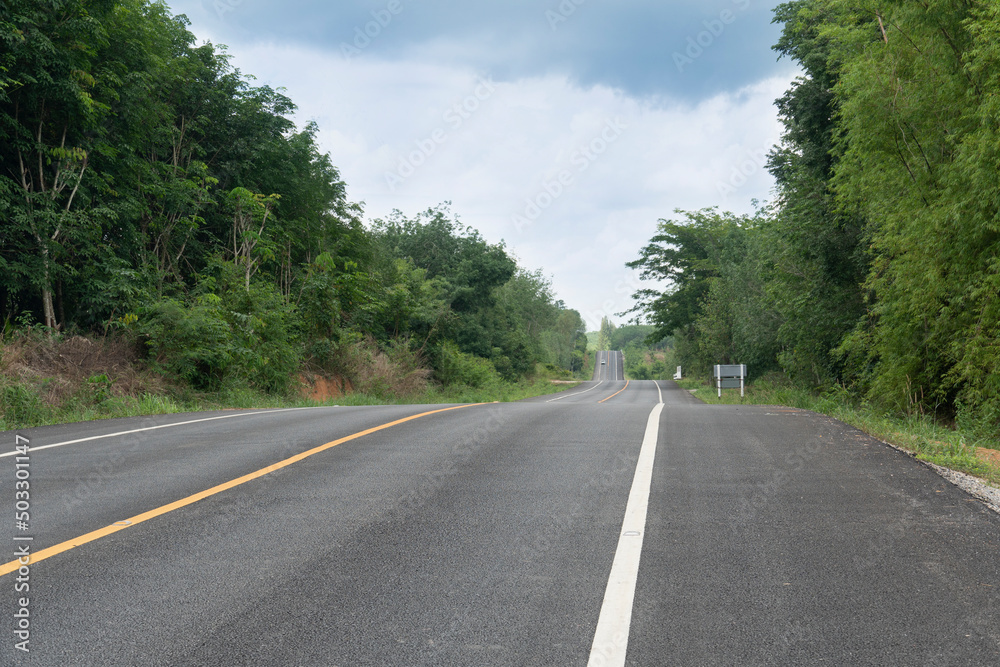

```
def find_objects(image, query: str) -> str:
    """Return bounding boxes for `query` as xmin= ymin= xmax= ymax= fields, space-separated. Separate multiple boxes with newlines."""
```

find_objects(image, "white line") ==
xmin=652 ymin=380 xmax=663 ymax=404
xmin=587 ymin=402 xmax=664 ymax=666
xmin=546 ymin=380 xmax=605 ymax=403
xmin=0 ymin=407 xmax=328 ymax=457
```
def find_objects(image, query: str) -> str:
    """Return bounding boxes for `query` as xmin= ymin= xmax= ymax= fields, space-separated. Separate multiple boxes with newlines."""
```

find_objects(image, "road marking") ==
xmin=546 ymin=381 xmax=604 ymax=402
xmin=587 ymin=402 xmax=663 ymax=666
xmin=598 ymin=380 xmax=629 ymax=404
xmin=0 ymin=403 xmax=483 ymax=577
xmin=652 ymin=380 xmax=663 ymax=404
xmin=0 ymin=407 xmax=325 ymax=457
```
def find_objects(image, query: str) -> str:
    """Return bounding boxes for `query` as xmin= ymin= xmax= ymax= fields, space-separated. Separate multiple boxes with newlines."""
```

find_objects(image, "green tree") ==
xmin=0 ymin=0 xmax=118 ymax=329
xmin=766 ymin=0 xmax=867 ymax=386
xmin=815 ymin=0 xmax=1000 ymax=428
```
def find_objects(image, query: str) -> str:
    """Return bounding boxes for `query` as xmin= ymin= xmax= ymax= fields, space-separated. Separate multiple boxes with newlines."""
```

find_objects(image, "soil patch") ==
xmin=299 ymin=374 xmax=353 ymax=402
xmin=976 ymin=447 xmax=1000 ymax=467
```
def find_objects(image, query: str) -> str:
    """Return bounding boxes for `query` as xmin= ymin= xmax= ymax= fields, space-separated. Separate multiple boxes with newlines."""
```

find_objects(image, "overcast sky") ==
xmin=166 ymin=0 xmax=799 ymax=330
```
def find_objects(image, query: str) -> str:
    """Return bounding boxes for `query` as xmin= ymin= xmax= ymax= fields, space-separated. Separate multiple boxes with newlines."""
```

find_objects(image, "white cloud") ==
xmin=191 ymin=35 xmax=795 ymax=330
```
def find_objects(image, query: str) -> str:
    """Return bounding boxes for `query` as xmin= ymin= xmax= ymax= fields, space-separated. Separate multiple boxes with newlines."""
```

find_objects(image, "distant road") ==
xmin=2 ymin=356 xmax=998 ymax=665
xmin=592 ymin=349 xmax=624 ymax=382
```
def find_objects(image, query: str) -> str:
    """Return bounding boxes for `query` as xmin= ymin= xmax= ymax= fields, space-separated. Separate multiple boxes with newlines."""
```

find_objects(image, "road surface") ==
xmin=2 ymin=353 xmax=998 ymax=665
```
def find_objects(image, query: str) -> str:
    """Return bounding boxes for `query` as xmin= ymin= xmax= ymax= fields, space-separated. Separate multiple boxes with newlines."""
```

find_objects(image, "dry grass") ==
xmin=334 ymin=337 xmax=430 ymax=399
xmin=2 ymin=333 xmax=168 ymax=400
xmin=0 ymin=332 xmax=179 ymax=428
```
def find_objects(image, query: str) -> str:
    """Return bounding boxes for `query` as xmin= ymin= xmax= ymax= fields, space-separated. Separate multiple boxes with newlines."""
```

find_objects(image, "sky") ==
xmin=165 ymin=0 xmax=799 ymax=330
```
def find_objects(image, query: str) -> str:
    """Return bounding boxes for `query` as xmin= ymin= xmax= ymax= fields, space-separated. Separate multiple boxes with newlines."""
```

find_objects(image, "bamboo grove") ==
xmin=628 ymin=1 xmax=1000 ymax=436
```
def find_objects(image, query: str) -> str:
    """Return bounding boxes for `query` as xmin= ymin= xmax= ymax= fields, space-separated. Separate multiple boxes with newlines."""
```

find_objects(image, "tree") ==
xmin=816 ymin=0 xmax=1000 ymax=426
xmin=0 ymin=0 xmax=117 ymax=328
xmin=764 ymin=0 xmax=867 ymax=385
xmin=228 ymin=188 xmax=279 ymax=290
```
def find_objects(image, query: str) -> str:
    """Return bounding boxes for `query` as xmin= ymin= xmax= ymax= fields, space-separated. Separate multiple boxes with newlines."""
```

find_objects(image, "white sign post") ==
xmin=713 ymin=364 xmax=746 ymax=398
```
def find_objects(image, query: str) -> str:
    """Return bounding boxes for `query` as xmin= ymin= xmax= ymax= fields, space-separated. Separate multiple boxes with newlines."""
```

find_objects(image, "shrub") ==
xmin=334 ymin=337 xmax=429 ymax=398
xmin=436 ymin=341 xmax=501 ymax=388
xmin=140 ymin=261 xmax=302 ymax=393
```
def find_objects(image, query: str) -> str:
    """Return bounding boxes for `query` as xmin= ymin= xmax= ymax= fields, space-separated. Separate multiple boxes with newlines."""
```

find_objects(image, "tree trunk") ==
xmin=42 ymin=287 xmax=57 ymax=330
xmin=41 ymin=247 xmax=58 ymax=330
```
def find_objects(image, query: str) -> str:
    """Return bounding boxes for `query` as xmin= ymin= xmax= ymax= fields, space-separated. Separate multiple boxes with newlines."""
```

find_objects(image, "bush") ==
xmin=141 ymin=296 xmax=233 ymax=390
xmin=0 ymin=381 xmax=48 ymax=428
xmin=435 ymin=341 xmax=502 ymax=388
xmin=140 ymin=261 xmax=301 ymax=393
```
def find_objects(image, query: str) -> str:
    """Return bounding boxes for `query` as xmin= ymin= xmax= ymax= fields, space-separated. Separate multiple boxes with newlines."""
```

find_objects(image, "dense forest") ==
xmin=629 ymin=0 xmax=1000 ymax=436
xmin=0 ymin=0 xmax=588 ymax=400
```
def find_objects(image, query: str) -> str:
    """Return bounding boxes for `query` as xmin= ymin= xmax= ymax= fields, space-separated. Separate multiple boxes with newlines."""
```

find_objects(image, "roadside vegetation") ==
xmin=624 ymin=1 xmax=1000 ymax=488
xmin=0 ymin=328 xmax=580 ymax=430
xmin=0 ymin=1 xmax=589 ymax=429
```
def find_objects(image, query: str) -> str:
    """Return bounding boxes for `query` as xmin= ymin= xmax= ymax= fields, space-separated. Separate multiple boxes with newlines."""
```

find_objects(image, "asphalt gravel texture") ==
xmin=1 ymin=372 xmax=998 ymax=665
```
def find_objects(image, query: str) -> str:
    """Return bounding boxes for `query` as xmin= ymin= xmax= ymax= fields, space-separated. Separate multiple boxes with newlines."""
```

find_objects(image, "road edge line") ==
xmin=1 ymin=407 xmax=328 ymax=458
xmin=587 ymin=401 xmax=664 ymax=666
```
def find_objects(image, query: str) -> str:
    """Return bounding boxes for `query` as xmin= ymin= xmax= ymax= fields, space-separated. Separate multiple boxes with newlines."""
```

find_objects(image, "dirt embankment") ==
xmin=298 ymin=374 xmax=353 ymax=402
xmin=0 ymin=333 xmax=355 ymax=414
xmin=0 ymin=334 xmax=163 ymax=404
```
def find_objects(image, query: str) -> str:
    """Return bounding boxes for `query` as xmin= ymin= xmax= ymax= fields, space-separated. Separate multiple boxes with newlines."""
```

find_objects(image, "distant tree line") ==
xmin=0 ymin=0 xmax=587 ymax=393
xmin=628 ymin=0 xmax=1000 ymax=436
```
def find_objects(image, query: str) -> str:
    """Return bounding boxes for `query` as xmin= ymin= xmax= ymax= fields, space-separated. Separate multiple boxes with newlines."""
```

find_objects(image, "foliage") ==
xmin=435 ymin=341 xmax=503 ymax=389
xmin=816 ymin=0 xmax=1000 ymax=432
xmin=628 ymin=0 xmax=1000 ymax=441
xmin=140 ymin=261 xmax=299 ymax=392
xmin=0 ymin=0 xmax=586 ymax=408
xmin=626 ymin=207 xmax=777 ymax=378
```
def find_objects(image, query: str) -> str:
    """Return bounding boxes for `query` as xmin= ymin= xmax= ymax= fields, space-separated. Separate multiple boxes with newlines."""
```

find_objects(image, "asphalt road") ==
xmin=591 ymin=350 xmax=624 ymax=382
xmin=1 ymin=354 xmax=998 ymax=665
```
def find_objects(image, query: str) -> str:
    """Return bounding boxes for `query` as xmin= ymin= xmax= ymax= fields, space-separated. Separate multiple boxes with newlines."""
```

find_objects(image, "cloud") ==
xmin=173 ymin=0 xmax=789 ymax=100
xmin=195 ymin=33 xmax=794 ymax=326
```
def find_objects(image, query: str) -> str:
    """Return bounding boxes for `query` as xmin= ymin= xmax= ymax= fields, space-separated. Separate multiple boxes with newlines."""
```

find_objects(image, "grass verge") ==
xmin=676 ymin=376 xmax=1000 ymax=488
xmin=0 ymin=375 xmax=580 ymax=431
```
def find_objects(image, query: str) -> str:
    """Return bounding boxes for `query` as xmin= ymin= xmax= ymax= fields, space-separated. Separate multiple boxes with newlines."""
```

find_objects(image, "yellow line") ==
xmin=599 ymin=380 xmax=629 ymax=403
xmin=0 ymin=403 xmax=483 ymax=577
